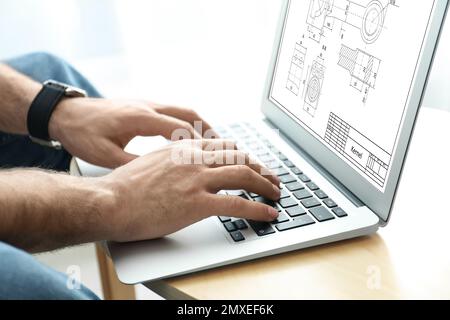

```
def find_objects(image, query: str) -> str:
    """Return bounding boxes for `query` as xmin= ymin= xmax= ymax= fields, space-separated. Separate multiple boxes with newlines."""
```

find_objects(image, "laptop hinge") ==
xmin=263 ymin=119 xmax=364 ymax=208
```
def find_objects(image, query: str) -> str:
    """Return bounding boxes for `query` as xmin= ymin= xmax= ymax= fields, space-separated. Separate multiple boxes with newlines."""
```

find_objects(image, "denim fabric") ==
xmin=0 ymin=52 xmax=101 ymax=300
xmin=0 ymin=52 xmax=101 ymax=171
xmin=0 ymin=242 xmax=100 ymax=300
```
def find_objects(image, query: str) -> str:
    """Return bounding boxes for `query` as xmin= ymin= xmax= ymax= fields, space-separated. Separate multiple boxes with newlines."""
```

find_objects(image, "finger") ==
xmin=172 ymin=139 xmax=237 ymax=151
xmin=207 ymin=194 xmax=279 ymax=222
xmin=204 ymin=165 xmax=281 ymax=200
xmin=154 ymin=105 xmax=219 ymax=138
xmin=137 ymin=113 xmax=202 ymax=140
xmin=202 ymin=150 xmax=280 ymax=186
xmin=200 ymin=139 xmax=238 ymax=151
xmin=100 ymin=141 xmax=138 ymax=168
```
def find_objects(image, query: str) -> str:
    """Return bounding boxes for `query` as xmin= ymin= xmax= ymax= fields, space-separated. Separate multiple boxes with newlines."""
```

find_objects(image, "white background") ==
xmin=1 ymin=0 xmax=448 ymax=113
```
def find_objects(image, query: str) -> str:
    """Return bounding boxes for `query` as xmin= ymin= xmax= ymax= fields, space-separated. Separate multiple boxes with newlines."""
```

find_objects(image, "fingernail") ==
xmin=273 ymin=185 xmax=281 ymax=198
xmin=268 ymin=207 xmax=279 ymax=219
xmin=274 ymin=176 xmax=281 ymax=185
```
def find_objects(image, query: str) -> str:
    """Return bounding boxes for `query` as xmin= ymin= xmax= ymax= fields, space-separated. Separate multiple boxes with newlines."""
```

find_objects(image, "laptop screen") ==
xmin=270 ymin=0 xmax=436 ymax=192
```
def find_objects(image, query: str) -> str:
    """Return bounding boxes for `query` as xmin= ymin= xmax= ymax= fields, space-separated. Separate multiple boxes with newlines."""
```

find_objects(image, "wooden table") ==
xmin=144 ymin=107 xmax=450 ymax=299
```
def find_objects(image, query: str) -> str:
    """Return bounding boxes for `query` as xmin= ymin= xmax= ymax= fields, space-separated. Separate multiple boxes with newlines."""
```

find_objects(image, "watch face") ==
xmin=44 ymin=80 xmax=87 ymax=98
xmin=65 ymin=86 xmax=88 ymax=98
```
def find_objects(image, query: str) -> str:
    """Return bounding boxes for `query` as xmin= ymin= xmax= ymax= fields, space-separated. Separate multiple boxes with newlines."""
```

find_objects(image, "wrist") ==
xmin=92 ymin=175 xmax=127 ymax=242
xmin=48 ymin=97 xmax=83 ymax=142
xmin=47 ymin=98 xmax=69 ymax=142
xmin=81 ymin=176 xmax=119 ymax=241
xmin=28 ymin=80 xmax=87 ymax=145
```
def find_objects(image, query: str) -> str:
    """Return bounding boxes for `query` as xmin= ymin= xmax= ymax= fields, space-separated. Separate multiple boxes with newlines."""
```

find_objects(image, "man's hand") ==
xmin=0 ymin=140 xmax=280 ymax=251
xmin=98 ymin=139 xmax=281 ymax=242
xmin=48 ymin=97 xmax=216 ymax=169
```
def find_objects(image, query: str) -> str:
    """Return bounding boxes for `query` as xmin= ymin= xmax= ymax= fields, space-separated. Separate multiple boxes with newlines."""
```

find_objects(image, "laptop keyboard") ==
xmin=215 ymin=122 xmax=348 ymax=243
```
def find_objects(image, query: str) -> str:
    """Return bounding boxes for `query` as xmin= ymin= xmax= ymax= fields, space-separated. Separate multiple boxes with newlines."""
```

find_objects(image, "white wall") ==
xmin=0 ymin=0 xmax=123 ymax=61
xmin=0 ymin=0 xmax=448 ymax=111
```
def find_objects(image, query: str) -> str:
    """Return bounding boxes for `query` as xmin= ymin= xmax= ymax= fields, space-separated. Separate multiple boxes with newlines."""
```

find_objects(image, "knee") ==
xmin=0 ymin=242 xmax=98 ymax=300
xmin=26 ymin=51 xmax=69 ymax=71
xmin=18 ymin=51 xmax=81 ymax=88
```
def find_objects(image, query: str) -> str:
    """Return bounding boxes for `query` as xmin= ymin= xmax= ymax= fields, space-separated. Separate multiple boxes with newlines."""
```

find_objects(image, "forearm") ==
xmin=0 ymin=63 xmax=41 ymax=134
xmin=0 ymin=169 xmax=115 ymax=253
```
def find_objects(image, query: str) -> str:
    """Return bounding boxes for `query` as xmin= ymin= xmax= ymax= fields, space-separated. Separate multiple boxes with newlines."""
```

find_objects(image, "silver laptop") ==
xmin=80 ymin=0 xmax=448 ymax=284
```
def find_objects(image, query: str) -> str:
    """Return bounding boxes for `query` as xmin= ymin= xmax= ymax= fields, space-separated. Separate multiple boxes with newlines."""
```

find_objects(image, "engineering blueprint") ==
xmin=270 ymin=0 xmax=435 ymax=190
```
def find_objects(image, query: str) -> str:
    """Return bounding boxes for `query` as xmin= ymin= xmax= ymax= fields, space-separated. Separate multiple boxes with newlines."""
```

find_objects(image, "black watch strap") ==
xmin=27 ymin=81 xmax=67 ymax=141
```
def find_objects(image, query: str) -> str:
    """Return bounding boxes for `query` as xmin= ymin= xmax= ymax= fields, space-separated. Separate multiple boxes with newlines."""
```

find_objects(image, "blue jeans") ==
xmin=0 ymin=52 xmax=101 ymax=171
xmin=0 ymin=52 xmax=101 ymax=300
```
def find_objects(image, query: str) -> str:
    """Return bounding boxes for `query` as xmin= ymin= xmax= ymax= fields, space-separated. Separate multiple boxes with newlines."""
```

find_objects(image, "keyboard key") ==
xmin=248 ymin=143 xmax=262 ymax=151
xmin=286 ymin=206 xmax=307 ymax=217
xmin=291 ymin=167 xmax=303 ymax=175
xmin=259 ymin=154 xmax=275 ymax=163
xmin=323 ymin=198 xmax=338 ymax=208
xmin=248 ymin=220 xmax=276 ymax=236
xmin=314 ymin=190 xmax=328 ymax=199
xmin=230 ymin=231 xmax=245 ymax=242
xmin=249 ymin=192 xmax=259 ymax=198
xmin=255 ymin=197 xmax=277 ymax=208
xmin=280 ymin=189 xmax=290 ymax=199
xmin=239 ymin=194 xmax=250 ymax=200
xmin=276 ymin=153 xmax=288 ymax=161
xmin=285 ymin=182 xmax=304 ymax=192
xmin=279 ymin=198 xmax=298 ymax=208
xmin=221 ymin=135 xmax=233 ymax=140
xmin=310 ymin=206 xmax=335 ymax=222
xmin=224 ymin=221 xmax=237 ymax=232
xmin=233 ymin=219 xmax=248 ymax=230
xmin=332 ymin=207 xmax=348 ymax=218
xmin=256 ymin=150 xmax=269 ymax=157
xmin=273 ymin=167 xmax=289 ymax=177
xmin=266 ymin=161 xmax=282 ymax=169
xmin=215 ymin=126 xmax=227 ymax=134
xmin=306 ymin=182 xmax=319 ymax=191
xmin=293 ymin=189 xmax=313 ymax=200
xmin=276 ymin=215 xmax=315 ymax=231
xmin=283 ymin=160 xmax=295 ymax=168
xmin=219 ymin=216 xmax=231 ymax=223
xmin=298 ymin=174 xmax=311 ymax=183
xmin=280 ymin=175 xmax=296 ymax=184
xmin=271 ymin=212 xmax=290 ymax=224
xmin=268 ymin=146 xmax=279 ymax=153
xmin=301 ymin=198 xmax=321 ymax=209
xmin=226 ymin=190 xmax=245 ymax=196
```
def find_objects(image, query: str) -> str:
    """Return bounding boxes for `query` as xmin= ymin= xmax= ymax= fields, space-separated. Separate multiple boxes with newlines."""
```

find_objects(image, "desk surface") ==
xmin=145 ymin=107 xmax=450 ymax=300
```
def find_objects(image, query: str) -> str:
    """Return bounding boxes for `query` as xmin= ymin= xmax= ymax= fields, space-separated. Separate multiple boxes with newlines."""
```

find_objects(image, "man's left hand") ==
xmin=48 ymin=98 xmax=216 ymax=168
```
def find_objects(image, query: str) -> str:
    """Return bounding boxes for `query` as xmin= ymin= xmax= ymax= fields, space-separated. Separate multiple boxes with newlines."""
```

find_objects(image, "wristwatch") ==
xmin=27 ymin=80 xmax=87 ymax=149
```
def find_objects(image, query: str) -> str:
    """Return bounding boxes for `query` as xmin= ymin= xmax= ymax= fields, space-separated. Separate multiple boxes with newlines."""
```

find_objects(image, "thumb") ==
xmin=105 ymin=141 xmax=139 ymax=168
xmin=136 ymin=114 xmax=202 ymax=140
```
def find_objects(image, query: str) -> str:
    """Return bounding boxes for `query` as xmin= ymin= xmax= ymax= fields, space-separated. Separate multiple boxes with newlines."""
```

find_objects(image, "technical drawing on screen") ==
xmin=270 ymin=0 xmax=435 ymax=191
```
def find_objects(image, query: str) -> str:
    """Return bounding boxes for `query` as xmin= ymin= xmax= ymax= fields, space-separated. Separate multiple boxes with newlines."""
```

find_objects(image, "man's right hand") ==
xmin=98 ymin=139 xmax=281 ymax=243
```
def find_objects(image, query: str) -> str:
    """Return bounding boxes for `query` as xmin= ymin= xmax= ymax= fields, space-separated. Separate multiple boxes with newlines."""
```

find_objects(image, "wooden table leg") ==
xmin=95 ymin=243 xmax=136 ymax=300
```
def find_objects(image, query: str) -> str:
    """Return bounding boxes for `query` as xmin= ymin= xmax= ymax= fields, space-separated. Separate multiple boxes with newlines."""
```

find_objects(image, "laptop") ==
xmin=78 ymin=0 xmax=448 ymax=284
